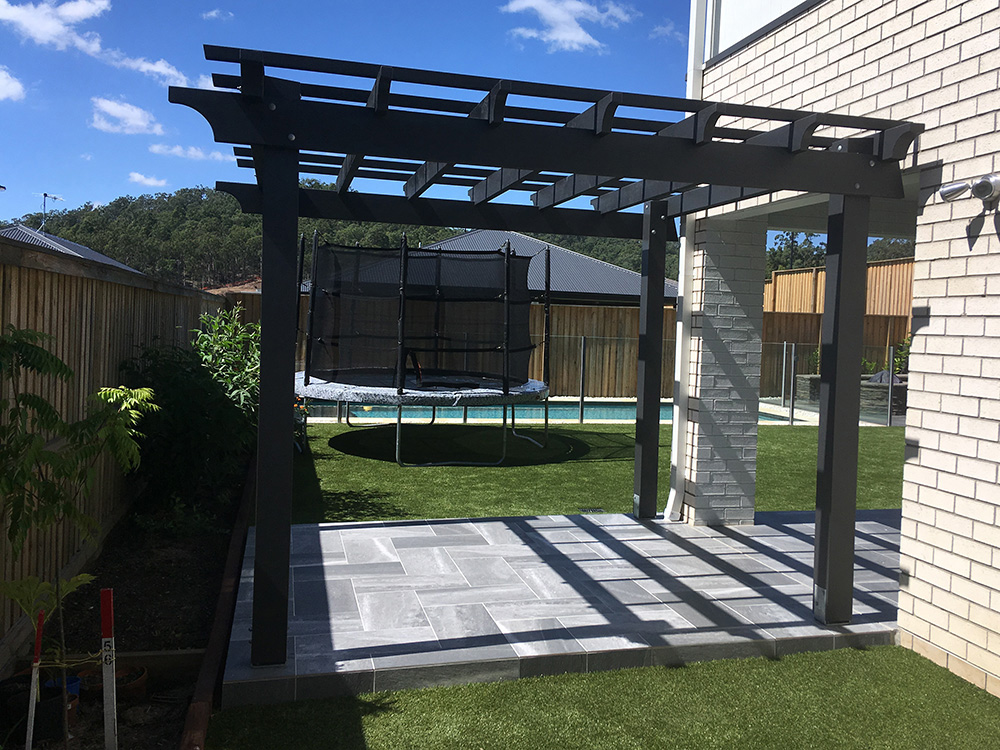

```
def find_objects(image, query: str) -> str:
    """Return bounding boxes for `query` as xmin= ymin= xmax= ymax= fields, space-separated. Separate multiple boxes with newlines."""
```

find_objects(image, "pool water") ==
xmin=307 ymin=400 xmax=785 ymax=422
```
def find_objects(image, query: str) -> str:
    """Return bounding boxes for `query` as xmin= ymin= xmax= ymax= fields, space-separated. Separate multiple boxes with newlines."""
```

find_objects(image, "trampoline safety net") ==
xmin=306 ymin=243 xmax=535 ymax=392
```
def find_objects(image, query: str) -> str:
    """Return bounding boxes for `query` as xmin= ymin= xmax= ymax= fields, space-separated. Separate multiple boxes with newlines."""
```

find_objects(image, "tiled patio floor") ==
xmin=223 ymin=510 xmax=901 ymax=706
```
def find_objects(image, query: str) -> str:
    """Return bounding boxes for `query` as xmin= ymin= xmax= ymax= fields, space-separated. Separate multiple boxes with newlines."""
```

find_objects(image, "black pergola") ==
xmin=170 ymin=45 xmax=922 ymax=667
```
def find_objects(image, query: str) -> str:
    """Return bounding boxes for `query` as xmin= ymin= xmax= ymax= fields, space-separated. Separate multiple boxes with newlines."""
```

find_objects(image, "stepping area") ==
xmin=223 ymin=510 xmax=900 ymax=706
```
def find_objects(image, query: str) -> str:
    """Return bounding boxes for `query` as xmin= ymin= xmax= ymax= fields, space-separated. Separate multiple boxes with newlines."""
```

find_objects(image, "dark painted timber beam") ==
xmin=335 ymin=66 xmax=392 ymax=194
xmin=813 ymin=193 xmax=871 ymax=625
xmin=634 ymin=200 xmax=671 ymax=518
xmin=169 ymin=87 xmax=908 ymax=199
xmin=218 ymin=182 xmax=645 ymax=238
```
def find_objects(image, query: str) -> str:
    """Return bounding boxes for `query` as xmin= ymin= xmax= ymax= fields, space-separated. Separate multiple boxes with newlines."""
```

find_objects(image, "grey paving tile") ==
xmin=593 ymin=579 xmax=663 ymax=606
xmin=424 ymin=602 xmax=503 ymax=642
xmin=486 ymin=597 xmax=606 ymax=620
xmin=290 ymin=527 xmax=345 ymax=556
xmin=416 ymin=583 xmax=537 ymax=607
xmin=357 ymin=590 xmax=430 ymax=630
xmin=513 ymin=565 xmax=607 ymax=601
xmin=351 ymin=574 xmax=469 ymax=592
xmin=430 ymin=521 xmax=479 ymax=536
xmin=339 ymin=523 xmax=431 ymax=539
xmin=343 ymin=536 xmax=399 ymax=564
xmin=293 ymin=578 xmax=359 ymax=619
xmin=447 ymin=544 xmax=547 ymax=562
xmin=496 ymin=617 xmax=583 ymax=657
xmin=472 ymin=520 xmax=531 ymax=545
xmin=452 ymin=556 xmax=523 ymax=586
xmin=293 ymin=561 xmax=405 ymax=581
xmin=392 ymin=535 xmax=490 ymax=549
xmin=296 ymin=626 xmax=440 ymax=659
xmin=396 ymin=546 xmax=462 ymax=575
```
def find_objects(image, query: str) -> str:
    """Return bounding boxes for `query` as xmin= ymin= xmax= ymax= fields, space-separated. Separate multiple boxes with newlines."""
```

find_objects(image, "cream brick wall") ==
xmin=681 ymin=218 xmax=767 ymax=525
xmin=701 ymin=0 xmax=1000 ymax=696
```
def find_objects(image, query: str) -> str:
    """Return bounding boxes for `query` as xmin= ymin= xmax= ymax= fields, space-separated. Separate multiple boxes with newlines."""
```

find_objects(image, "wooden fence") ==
xmin=0 ymin=236 xmax=223 ymax=669
xmin=234 ymin=290 xmax=909 ymax=401
xmin=764 ymin=257 xmax=914 ymax=316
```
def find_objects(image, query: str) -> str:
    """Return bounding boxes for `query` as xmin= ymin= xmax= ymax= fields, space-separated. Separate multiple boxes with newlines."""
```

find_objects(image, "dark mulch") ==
xmin=35 ymin=500 xmax=239 ymax=749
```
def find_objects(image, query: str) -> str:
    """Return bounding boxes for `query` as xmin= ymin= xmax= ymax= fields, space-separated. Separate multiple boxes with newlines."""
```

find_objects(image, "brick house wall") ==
xmin=697 ymin=0 xmax=1000 ymax=695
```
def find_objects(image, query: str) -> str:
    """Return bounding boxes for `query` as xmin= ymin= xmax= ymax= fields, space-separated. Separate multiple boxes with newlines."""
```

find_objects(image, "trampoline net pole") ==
xmin=396 ymin=235 xmax=409 ymax=395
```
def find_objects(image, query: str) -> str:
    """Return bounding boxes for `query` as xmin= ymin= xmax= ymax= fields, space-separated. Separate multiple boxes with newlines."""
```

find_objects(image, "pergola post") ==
xmin=634 ymin=200 xmax=670 ymax=518
xmin=813 ymin=194 xmax=870 ymax=625
xmin=251 ymin=145 xmax=300 ymax=665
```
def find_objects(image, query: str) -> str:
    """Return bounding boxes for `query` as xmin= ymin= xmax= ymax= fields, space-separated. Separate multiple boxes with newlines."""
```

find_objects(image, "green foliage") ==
xmin=191 ymin=306 xmax=261 ymax=419
xmin=122 ymin=309 xmax=260 ymax=515
xmin=867 ymin=236 xmax=915 ymax=261
xmin=0 ymin=574 xmax=94 ymax=630
xmin=894 ymin=334 xmax=912 ymax=374
xmin=0 ymin=326 xmax=157 ymax=558
xmin=120 ymin=344 xmax=251 ymax=511
xmin=766 ymin=231 xmax=826 ymax=277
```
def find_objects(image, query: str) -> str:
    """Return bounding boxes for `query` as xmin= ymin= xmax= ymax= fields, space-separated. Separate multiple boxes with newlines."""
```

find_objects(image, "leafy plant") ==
xmin=191 ymin=305 xmax=260 ymax=420
xmin=893 ymin=334 xmax=911 ymax=374
xmin=1 ymin=326 xmax=157 ymax=556
xmin=121 ymin=307 xmax=259 ymax=514
xmin=0 ymin=574 xmax=94 ymax=633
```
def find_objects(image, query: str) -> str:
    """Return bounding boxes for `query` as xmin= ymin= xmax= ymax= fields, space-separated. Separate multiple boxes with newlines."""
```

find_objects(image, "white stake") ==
xmin=101 ymin=588 xmax=118 ymax=750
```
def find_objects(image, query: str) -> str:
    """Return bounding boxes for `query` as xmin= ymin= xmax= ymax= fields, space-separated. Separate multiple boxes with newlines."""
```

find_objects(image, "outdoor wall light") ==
xmin=939 ymin=181 xmax=970 ymax=201
xmin=971 ymin=174 xmax=1000 ymax=203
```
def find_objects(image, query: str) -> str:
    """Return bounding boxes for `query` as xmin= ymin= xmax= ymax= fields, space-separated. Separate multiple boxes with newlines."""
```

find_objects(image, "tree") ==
xmin=867 ymin=237 xmax=914 ymax=261
xmin=765 ymin=231 xmax=826 ymax=277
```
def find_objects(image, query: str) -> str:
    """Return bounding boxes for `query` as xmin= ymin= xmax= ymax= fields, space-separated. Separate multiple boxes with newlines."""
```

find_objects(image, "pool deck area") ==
xmin=223 ymin=509 xmax=901 ymax=706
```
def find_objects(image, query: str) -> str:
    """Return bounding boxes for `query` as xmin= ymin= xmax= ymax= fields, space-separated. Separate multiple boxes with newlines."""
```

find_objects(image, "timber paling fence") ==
xmin=227 ymin=292 xmax=910 ymax=401
xmin=0 ymin=235 xmax=223 ymax=668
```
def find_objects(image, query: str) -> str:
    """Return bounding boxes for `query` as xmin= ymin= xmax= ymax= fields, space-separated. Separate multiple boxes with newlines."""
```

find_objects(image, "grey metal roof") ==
xmin=0 ymin=224 xmax=141 ymax=275
xmin=425 ymin=229 xmax=677 ymax=304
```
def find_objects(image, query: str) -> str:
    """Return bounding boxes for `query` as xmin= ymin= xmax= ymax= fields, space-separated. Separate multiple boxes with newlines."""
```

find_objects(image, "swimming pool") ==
xmin=307 ymin=399 xmax=786 ymax=423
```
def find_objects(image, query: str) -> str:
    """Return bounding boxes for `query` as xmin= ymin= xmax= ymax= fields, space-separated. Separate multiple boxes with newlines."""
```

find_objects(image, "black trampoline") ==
xmin=296 ymin=237 xmax=551 ymax=465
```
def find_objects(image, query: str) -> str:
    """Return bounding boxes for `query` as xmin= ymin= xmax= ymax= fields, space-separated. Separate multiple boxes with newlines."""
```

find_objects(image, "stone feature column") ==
xmin=679 ymin=217 xmax=767 ymax=525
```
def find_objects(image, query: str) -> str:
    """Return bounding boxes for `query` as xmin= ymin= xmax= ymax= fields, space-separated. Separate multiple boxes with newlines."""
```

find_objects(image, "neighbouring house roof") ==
xmin=299 ymin=229 xmax=677 ymax=305
xmin=425 ymin=229 xmax=678 ymax=305
xmin=0 ymin=224 xmax=141 ymax=275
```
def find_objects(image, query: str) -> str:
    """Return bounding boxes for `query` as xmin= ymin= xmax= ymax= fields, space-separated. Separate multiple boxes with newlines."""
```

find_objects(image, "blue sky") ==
xmin=0 ymin=0 xmax=691 ymax=222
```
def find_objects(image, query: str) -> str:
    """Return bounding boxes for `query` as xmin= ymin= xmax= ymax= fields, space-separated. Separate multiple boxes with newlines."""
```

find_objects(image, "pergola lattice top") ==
xmin=171 ymin=45 xmax=922 ymax=239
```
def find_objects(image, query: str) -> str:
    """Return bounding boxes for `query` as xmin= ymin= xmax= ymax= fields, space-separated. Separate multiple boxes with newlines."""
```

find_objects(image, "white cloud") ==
xmin=500 ymin=0 xmax=637 ymax=52
xmin=650 ymin=19 xmax=685 ymax=44
xmin=91 ymin=97 xmax=164 ymax=135
xmin=201 ymin=8 xmax=233 ymax=20
xmin=150 ymin=143 xmax=235 ymax=162
xmin=129 ymin=172 xmax=166 ymax=187
xmin=0 ymin=0 xmax=189 ymax=85
xmin=196 ymin=73 xmax=224 ymax=91
xmin=0 ymin=65 xmax=25 ymax=100
xmin=80 ymin=152 xmax=93 ymax=160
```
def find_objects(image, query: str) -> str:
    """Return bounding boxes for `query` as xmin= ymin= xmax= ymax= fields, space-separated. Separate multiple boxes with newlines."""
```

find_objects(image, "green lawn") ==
xmin=207 ymin=646 xmax=1000 ymax=750
xmin=292 ymin=422 xmax=905 ymax=522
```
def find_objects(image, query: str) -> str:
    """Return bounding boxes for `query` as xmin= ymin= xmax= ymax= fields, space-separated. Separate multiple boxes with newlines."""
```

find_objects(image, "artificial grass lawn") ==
xmin=292 ymin=423 xmax=905 ymax=522
xmin=207 ymin=646 xmax=1000 ymax=750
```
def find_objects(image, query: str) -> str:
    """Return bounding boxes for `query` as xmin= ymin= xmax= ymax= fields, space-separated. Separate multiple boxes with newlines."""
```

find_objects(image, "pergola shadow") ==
xmin=222 ymin=509 xmax=900 ymax=705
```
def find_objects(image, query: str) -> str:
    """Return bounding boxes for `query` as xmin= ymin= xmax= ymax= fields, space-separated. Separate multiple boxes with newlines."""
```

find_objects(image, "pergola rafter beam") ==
xmin=171 ymin=89 xmax=908 ymax=200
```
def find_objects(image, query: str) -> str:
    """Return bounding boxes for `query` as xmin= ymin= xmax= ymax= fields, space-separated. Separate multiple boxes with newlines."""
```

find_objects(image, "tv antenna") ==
xmin=37 ymin=192 xmax=64 ymax=229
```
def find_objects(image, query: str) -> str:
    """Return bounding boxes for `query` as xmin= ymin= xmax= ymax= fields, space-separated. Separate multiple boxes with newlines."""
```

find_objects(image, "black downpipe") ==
xmin=396 ymin=235 xmax=409 ymax=394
